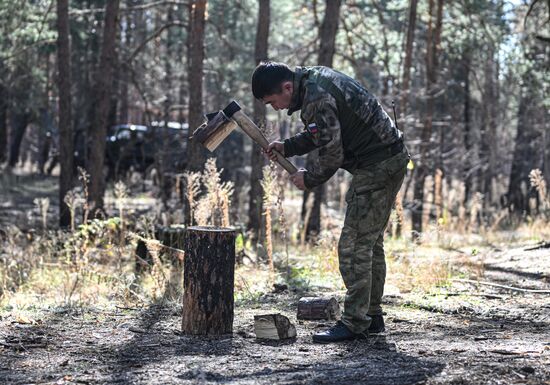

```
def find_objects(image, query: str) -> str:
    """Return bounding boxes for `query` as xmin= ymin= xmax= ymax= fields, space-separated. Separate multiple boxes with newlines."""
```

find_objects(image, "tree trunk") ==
xmin=176 ymin=1 xmax=186 ymax=124
xmin=479 ymin=45 xmax=498 ymax=205
xmin=182 ymin=226 xmax=236 ymax=335
xmin=119 ymin=9 xmax=132 ymax=124
xmin=301 ymin=155 xmax=323 ymax=238
xmin=400 ymin=0 xmax=418 ymax=114
xmin=462 ymin=48 xmax=474 ymax=204
xmin=506 ymin=73 xmax=542 ymax=216
xmin=397 ymin=0 xmax=419 ymax=238
xmin=303 ymin=0 xmax=342 ymax=240
xmin=57 ymin=0 xmax=74 ymax=228
xmin=8 ymin=111 xmax=30 ymax=168
xmin=545 ymin=123 xmax=550 ymax=189
xmin=185 ymin=0 xmax=207 ymax=174
xmin=317 ymin=0 xmax=341 ymax=65
xmin=412 ymin=0 xmax=443 ymax=241
xmin=88 ymin=0 xmax=120 ymax=213
xmin=73 ymin=0 xmax=100 ymax=172
xmin=0 ymin=81 xmax=7 ymax=164
xmin=107 ymin=51 xmax=119 ymax=140
xmin=161 ymin=7 xmax=176 ymax=207
xmin=38 ymin=104 xmax=54 ymax=175
xmin=248 ymin=0 xmax=270 ymax=244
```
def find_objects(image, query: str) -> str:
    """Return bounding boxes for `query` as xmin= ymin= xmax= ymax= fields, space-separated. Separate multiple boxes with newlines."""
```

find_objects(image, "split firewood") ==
xmin=254 ymin=314 xmax=296 ymax=340
xmin=297 ymin=297 xmax=340 ymax=320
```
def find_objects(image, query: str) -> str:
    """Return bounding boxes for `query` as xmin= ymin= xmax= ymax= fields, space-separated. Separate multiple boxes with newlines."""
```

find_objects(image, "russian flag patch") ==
xmin=307 ymin=123 xmax=318 ymax=134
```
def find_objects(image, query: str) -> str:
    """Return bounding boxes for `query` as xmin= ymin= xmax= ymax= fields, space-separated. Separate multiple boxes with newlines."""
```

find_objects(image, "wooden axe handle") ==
xmin=232 ymin=110 xmax=298 ymax=174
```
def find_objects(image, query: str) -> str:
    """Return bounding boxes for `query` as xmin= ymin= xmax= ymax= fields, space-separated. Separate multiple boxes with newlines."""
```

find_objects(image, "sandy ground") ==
xmin=1 ymin=245 xmax=549 ymax=385
xmin=1 ymin=173 xmax=549 ymax=384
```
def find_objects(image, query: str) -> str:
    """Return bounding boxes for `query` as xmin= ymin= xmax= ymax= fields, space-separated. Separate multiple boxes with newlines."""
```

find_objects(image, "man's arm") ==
xmin=283 ymin=131 xmax=317 ymax=157
xmin=299 ymin=93 xmax=344 ymax=189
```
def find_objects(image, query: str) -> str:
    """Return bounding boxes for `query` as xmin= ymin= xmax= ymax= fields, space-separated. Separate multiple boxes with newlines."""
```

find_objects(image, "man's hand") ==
xmin=264 ymin=141 xmax=285 ymax=162
xmin=290 ymin=169 xmax=307 ymax=191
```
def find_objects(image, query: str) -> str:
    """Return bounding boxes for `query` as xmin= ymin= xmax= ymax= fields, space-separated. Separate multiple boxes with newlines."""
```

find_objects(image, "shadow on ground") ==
xmin=98 ymin=278 xmax=445 ymax=385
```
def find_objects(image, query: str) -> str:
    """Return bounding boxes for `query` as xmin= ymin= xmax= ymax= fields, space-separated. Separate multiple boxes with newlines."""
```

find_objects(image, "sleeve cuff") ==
xmin=303 ymin=171 xmax=317 ymax=190
xmin=283 ymin=140 xmax=296 ymax=158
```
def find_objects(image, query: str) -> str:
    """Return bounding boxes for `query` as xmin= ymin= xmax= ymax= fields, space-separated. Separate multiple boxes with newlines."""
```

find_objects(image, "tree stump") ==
xmin=297 ymin=297 xmax=340 ymax=320
xmin=182 ymin=226 xmax=236 ymax=335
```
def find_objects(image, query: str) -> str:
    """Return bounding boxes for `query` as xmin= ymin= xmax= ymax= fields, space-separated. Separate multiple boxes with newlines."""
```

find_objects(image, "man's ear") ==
xmin=282 ymin=81 xmax=293 ymax=93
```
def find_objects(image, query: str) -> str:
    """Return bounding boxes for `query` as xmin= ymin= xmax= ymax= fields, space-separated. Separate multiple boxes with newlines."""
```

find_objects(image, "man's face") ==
xmin=262 ymin=81 xmax=293 ymax=111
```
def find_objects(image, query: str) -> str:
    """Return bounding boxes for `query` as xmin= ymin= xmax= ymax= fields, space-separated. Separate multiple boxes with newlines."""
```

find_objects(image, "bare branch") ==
xmin=524 ymin=0 xmax=541 ymax=27
xmin=207 ymin=19 xmax=251 ymax=58
xmin=125 ymin=21 xmax=187 ymax=63
xmin=372 ymin=0 xmax=393 ymax=80
xmin=69 ymin=1 xmax=189 ymax=16
xmin=1 ymin=38 xmax=56 ymax=62
xmin=312 ymin=0 xmax=320 ymax=28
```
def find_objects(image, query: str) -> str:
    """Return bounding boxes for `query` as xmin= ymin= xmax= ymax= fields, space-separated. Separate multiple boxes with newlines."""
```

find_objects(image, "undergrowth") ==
xmin=1 ymin=163 xmax=549 ymax=319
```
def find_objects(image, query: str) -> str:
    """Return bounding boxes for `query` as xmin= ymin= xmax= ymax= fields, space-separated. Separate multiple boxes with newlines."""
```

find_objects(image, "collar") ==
xmin=287 ymin=66 xmax=307 ymax=116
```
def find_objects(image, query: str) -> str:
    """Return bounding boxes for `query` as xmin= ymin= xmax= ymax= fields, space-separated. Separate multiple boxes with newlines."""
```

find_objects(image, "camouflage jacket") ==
xmin=284 ymin=66 xmax=403 ymax=188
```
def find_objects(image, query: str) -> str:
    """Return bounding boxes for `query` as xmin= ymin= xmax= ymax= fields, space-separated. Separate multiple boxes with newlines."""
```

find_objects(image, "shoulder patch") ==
xmin=307 ymin=122 xmax=318 ymax=134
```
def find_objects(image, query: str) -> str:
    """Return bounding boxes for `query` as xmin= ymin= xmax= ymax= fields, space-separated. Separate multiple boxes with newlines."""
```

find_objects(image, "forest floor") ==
xmin=1 ymin=172 xmax=549 ymax=385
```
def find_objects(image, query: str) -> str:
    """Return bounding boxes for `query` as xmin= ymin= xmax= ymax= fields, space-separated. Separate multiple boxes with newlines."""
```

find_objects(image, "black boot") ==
xmin=367 ymin=314 xmax=385 ymax=334
xmin=312 ymin=321 xmax=368 ymax=343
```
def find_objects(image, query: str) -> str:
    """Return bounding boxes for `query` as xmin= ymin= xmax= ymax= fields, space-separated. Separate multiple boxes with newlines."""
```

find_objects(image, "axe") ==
xmin=192 ymin=101 xmax=298 ymax=174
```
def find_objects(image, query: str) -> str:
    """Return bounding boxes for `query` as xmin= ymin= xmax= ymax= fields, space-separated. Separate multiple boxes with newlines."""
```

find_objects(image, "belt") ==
xmin=389 ymin=140 xmax=404 ymax=156
xmin=354 ymin=140 xmax=405 ymax=169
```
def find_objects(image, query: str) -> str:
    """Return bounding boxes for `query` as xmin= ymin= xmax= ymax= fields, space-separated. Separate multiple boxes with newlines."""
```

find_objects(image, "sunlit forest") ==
xmin=0 ymin=0 xmax=549 ymax=384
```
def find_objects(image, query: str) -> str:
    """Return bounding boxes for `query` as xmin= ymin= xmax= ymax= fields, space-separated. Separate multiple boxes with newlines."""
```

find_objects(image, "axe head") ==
xmin=192 ymin=101 xmax=242 ymax=152
xmin=192 ymin=105 xmax=240 ymax=152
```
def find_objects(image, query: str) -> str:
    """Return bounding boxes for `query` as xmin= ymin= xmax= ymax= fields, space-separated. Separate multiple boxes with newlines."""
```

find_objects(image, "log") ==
xmin=135 ymin=225 xmax=186 ymax=274
xmin=157 ymin=225 xmax=186 ymax=268
xmin=254 ymin=314 xmax=297 ymax=340
xmin=135 ymin=239 xmax=150 ymax=274
xmin=182 ymin=226 xmax=236 ymax=335
xmin=297 ymin=297 xmax=340 ymax=320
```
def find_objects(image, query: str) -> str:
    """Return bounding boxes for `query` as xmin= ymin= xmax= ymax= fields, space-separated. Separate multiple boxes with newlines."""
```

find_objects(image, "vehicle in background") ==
xmin=105 ymin=122 xmax=188 ymax=180
xmin=105 ymin=124 xmax=149 ymax=179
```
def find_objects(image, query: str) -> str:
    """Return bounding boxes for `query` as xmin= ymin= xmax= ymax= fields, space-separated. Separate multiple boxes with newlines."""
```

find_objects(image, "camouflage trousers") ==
xmin=339 ymin=148 xmax=409 ymax=333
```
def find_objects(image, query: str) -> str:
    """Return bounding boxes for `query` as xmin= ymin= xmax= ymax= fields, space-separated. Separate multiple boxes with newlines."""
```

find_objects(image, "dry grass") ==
xmin=194 ymin=158 xmax=234 ymax=227
xmin=260 ymin=165 xmax=277 ymax=276
xmin=1 ymin=166 xmax=549 ymax=318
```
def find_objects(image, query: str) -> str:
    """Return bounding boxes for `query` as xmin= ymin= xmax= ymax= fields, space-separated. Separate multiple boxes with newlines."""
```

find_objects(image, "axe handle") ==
xmin=232 ymin=110 xmax=298 ymax=174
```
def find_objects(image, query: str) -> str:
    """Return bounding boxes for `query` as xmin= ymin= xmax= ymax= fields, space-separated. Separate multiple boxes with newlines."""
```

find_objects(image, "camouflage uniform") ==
xmin=284 ymin=66 xmax=409 ymax=333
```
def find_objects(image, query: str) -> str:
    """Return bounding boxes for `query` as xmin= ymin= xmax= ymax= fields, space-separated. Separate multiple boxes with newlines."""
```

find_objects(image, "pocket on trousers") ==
xmin=355 ymin=185 xmax=386 ymax=196
xmin=355 ymin=187 xmax=390 ymax=234
xmin=383 ymin=153 xmax=408 ymax=179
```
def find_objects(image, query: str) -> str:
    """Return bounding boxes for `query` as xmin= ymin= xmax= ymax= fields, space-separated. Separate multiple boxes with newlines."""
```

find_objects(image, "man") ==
xmin=252 ymin=61 xmax=409 ymax=343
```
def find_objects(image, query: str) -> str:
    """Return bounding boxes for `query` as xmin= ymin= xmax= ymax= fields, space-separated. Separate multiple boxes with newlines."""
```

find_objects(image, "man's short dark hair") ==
xmin=251 ymin=61 xmax=294 ymax=99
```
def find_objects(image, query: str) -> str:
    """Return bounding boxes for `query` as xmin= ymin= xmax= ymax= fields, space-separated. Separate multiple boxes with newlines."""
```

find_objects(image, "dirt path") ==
xmin=1 ymin=245 xmax=549 ymax=385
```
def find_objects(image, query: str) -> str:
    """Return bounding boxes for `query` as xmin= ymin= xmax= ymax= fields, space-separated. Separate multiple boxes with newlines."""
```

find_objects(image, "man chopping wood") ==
xmin=252 ymin=61 xmax=410 ymax=343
